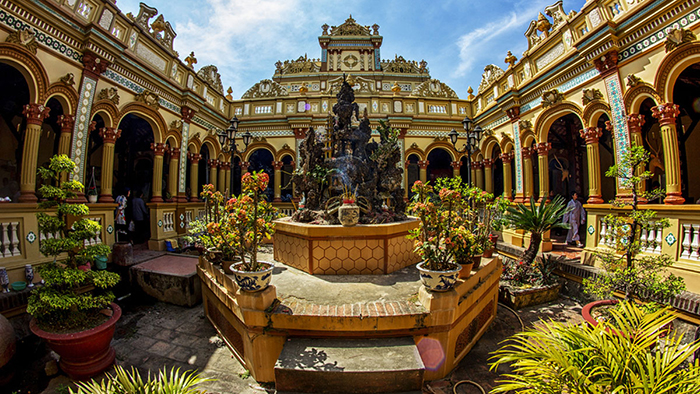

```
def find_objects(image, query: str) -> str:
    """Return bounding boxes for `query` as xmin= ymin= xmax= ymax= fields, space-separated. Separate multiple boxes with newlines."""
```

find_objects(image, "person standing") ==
xmin=114 ymin=188 xmax=130 ymax=243
xmin=564 ymin=192 xmax=586 ymax=247
xmin=131 ymin=190 xmax=149 ymax=244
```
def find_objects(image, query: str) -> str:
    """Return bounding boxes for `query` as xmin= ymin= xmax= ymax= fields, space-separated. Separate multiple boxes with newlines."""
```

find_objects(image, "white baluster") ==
xmin=640 ymin=227 xmax=649 ymax=253
xmin=654 ymin=224 xmax=663 ymax=254
xmin=95 ymin=218 xmax=102 ymax=244
xmin=10 ymin=222 xmax=20 ymax=256
xmin=691 ymin=224 xmax=700 ymax=261
xmin=1 ymin=223 xmax=8 ymax=257
xmin=599 ymin=221 xmax=607 ymax=246
xmin=681 ymin=224 xmax=692 ymax=259
xmin=647 ymin=226 xmax=655 ymax=253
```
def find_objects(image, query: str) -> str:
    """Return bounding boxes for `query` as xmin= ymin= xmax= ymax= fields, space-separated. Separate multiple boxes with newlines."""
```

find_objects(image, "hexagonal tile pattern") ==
xmin=387 ymin=236 xmax=420 ymax=273
xmin=273 ymin=233 xmax=308 ymax=272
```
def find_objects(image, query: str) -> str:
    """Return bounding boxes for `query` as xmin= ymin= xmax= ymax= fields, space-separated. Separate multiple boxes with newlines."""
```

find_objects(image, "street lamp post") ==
xmin=448 ymin=115 xmax=483 ymax=186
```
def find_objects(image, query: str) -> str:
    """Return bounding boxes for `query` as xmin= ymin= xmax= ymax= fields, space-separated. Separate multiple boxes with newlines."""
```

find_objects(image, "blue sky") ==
xmin=115 ymin=0 xmax=587 ymax=99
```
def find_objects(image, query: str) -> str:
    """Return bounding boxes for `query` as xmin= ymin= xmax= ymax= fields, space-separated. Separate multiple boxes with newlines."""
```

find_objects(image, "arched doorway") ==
xmin=547 ymin=113 xmax=587 ymax=201
xmin=406 ymin=154 xmax=420 ymax=199
xmin=198 ymin=144 xmax=211 ymax=195
xmin=86 ymin=114 xmax=105 ymax=196
xmin=427 ymin=148 xmax=452 ymax=182
xmin=596 ymin=114 xmax=616 ymax=203
xmin=280 ymin=155 xmax=294 ymax=202
xmin=0 ymin=63 xmax=30 ymax=202
xmin=459 ymin=156 xmax=469 ymax=185
xmin=247 ymin=148 xmax=274 ymax=201
xmin=639 ymin=98 xmax=664 ymax=202
xmin=232 ymin=155 xmax=242 ymax=196
xmin=36 ymin=97 xmax=62 ymax=191
xmin=492 ymin=146 xmax=503 ymax=196
xmin=672 ymin=63 xmax=700 ymax=203
xmin=114 ymin=114 xmax=155 ymax=200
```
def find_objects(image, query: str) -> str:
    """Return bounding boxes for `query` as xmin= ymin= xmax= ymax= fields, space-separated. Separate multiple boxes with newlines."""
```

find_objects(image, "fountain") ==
xmin=274 ymin=77 xmax=421 ymax=275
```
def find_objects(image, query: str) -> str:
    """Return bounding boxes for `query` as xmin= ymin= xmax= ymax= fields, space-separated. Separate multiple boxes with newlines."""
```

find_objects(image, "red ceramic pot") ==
xmin=581 ymin=299 xmax=673 ymax=340
xmin=30 ymin=303 xmax=121 ymax=380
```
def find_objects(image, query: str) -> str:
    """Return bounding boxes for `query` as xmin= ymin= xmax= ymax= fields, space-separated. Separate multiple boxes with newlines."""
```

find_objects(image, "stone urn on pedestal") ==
xmin=338 ymin=199 xmax=360 ymax=226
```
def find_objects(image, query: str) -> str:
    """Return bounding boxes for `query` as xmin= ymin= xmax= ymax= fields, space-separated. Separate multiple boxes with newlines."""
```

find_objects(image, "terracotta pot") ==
xmin=221 ymin=258 xmax=241 ymax=275
xmin=416 ymin=262 xmax=461 ymax=292
xmin=230 ymin=261 xmax=274 ymax=292
xmin=30 ymin=303 xmax=121 ymax=380
xmin=471 ymin=254 xmax=483 ymax=270
xmin=457 ymin=261 xmax=474 ymax=279
xmin=206 ymin=248 xmax=224 ymax=265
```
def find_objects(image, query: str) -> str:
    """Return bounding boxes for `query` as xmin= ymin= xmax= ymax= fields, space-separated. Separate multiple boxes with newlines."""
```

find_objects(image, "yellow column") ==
xmin=501 ymin=152 xmax=513 ymax=200
xmin=189 ymin=153 xmax=201 ymax=201
xmin=19 ymin=103 xmax=50 ymax=202
xmin=209 ymin=160 xmax=218 ymax=191
xmin=483 ymin=159 xmax=493 ymax=193
xmin=580 ymin=127 xmax=604 ymax=204
xmin=470 ymin=162 xmax=476 ymax=186
xmin=150 ymin=143 xmax=166 ymax=202
xmin=217 ymin=162 xmax=225 ymax=193
xmin=536 ymin=142 xmax=550 ymax=203
xmin=523 ymin=147 xmax=534 ymax=201
xmin=168 ymin=147 xmax=180 ymax=202
xmin=98 ymin=127 xmax=121 ymax=203
xmin=651 ymin=103 xmax=684 ymax=204
xmin=404 ymin=160 xmax=410 ymax=200
xmin=627 ymin=114 xmax=647 ymax=200
xmin=451 ymin=160 xmax=462 ymax=179
xmin=475 ymin=161 xmax=484 ymax=190
xmin=418 ymin=160 xmax=428 ymax=183
xmin=273 ymin=161 xmax=283 ymax=202
xmin=57 ymin=115 xmax=75 ymax=184
xmin=224 ymin=162 xmax=232 ymax=197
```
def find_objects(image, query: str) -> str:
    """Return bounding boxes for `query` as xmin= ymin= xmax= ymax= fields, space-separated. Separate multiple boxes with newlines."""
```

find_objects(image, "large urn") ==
xmin=338 ymin=201 xmax=360 ymax=226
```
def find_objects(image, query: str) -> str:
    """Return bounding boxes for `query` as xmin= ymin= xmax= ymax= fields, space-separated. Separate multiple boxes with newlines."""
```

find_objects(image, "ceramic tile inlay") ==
xmin=71 ymin=76 xmax=97 ymax=183
xmin=512 ymin=121 xmax=523 ymax=194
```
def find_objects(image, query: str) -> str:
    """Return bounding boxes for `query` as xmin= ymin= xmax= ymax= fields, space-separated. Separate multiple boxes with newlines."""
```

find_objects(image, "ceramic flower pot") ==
xmin=338 ymin=202 xmax=359 ymax=226
xmin=471 ymin=254 xmax=483 ymax=270
xmin=206 ymin=248 xmax=224 ymax=265
xmin=30 ymin=303 xmax=121 ymax=380
xmin=457 ymin=261 xmax=474 ymax=279
xmin=416 ymin=261 xmax=461 ymax=292
xmin=87 ymin=195 xmax=98 ymax=203
xmin=230 ymin=261 xmax=274 ymax=292
xmin=581 ymin=299 xmax=674 ymax=341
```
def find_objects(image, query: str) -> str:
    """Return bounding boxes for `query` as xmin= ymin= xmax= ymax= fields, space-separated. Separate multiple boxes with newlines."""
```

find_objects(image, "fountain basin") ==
xmin=273 ymin=217 xmax=420 ymax=275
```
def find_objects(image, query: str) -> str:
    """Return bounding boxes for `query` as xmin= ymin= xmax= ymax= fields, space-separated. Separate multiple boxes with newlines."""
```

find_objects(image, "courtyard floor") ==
xmin=3 ymin=246 xmax=697 ymax=394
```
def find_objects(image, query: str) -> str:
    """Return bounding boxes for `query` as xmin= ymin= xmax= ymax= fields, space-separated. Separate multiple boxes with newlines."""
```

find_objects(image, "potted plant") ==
xmin=225 ymin=171 xmax=278 ymax=292
xmin=86 ymin=166 xmax=98 ymax=203
xmin=71 ymin=365 xmax=211 ymax=393
xmin=499 ymin=254 xmax=563 ymax=309
xmin=505 ymin=195 xmax=571 ymax=266
xmin=489 ymin=301 xmax=700 ymax=394
xmin=27 ymin=155 xmax=121 ymax=380
xmin=582 ymin=144 xmax=685 ymax=323
xmin=407 ymin=180 xmax=463 ymax=291
xmin=186 ymin=184 xmax=240 ymax=274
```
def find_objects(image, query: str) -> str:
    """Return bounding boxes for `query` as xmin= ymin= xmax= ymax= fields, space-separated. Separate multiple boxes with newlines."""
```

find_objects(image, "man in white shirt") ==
xmin=564 ymin=192 xmax=586 ymax=247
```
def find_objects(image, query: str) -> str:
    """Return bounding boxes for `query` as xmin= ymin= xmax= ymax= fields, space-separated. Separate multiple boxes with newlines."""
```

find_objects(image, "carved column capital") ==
xmin=521 ymin=146 xmax=535 ymax=159
xmin=180 ymin=106 xmax=196 ymax=123
xmin=99 ymin=127 xmax=121 ymax=144
xmin=293 ymin=128 xmax=306 ymax=139
xmin=208 ymin=159 xmax=219 ymax=168
xmin=482 ymin=159 xmax=493 ymax=169
xmin=450 ymin=160 xmax=462 ymax=169
xmin=418 ymin=160 xmax=429 ymax=169
xmin=592 ymin=50 xmax=619 ymax=77
xmin=651 ymin=103 xmax=681 ymax=127
xmin=241 ymin=161 xmax=250 ymax=172
xmin=22 ymin=103 xmax=50 ymax=125
xmin=506 ymin=106 xmax=521 ymax=121
xmin=627 ymin=113 xmax=646 ymax=134
xmin=151 ymin=142 xmax=167 ymax=156
xmin=472 ymin=161 xmax=483 ymax=170
xmin=220 ymin=162 xmax=231 ymax=171
xmin=57 ymin=114 xmax=75 ymax=132
xmin=500 ymin=151 xmax=514 ymax=163
xmin=273 ymin=161 xmax=284 ymax=170
xmin=188 ymin=153 xmax=202 ymax=163
xmin=579 ymin=127 xmax=603 ymax=144
xmin=169 ymin=147 xmax=181 ymax=157
xmin=82 ymin=51 xmax=111 ymax=79
xmin=536 ymin=142 xmax=551 ymax=156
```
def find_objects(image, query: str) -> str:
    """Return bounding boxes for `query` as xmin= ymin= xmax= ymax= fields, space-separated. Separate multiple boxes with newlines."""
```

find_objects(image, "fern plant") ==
xmin=70 ymin=365 xmax=212 ymax=394
xmin=490 ymin=301 xmax=700 ymax=394
xmin=27 ymin=155 xmax=120 ymax=331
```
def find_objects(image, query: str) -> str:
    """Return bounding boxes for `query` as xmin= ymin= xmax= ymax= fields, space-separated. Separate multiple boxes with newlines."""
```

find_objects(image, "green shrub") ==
xmin=70 ymin=365 xmax=212 ymax=394
xmin=27 ymin=155 xmax=120 ymax=331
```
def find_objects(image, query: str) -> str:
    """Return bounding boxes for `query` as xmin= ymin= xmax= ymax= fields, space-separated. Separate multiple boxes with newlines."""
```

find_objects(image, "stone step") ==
xmin=275 ymin=337 xmax=425 ymax=394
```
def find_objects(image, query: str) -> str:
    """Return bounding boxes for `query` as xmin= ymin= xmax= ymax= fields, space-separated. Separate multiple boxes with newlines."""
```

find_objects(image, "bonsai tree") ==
xmin=27 ymin=155 xmax=120 ymax=331
xmin=490 ymin=301 xmax=700 ymax=394
xmin=505 ymin=195 xmax=571 ymax=266
xmin=584 ymin=144 xmax=685 ymax=305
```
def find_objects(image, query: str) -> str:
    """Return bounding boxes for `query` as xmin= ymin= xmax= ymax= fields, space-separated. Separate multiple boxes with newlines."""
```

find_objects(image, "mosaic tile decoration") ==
xmin=178 ymin=122 xmax=189 ymax=193
xmin=484 ymin=116 xmax=509 ymax=130
xmin=375 ymin=48 xmax=381 ymax=71
xmin=512 ymin=121 xmax=523 ymax=194
xmin=588 ymin=225 xmax=595 ymax=235
xmin=0 ymin=10 xmax=82 ymax=62
xmin=102 ymin=69 xmax=181 ymax=114
xmin=620 ymin=8 xmax=700 ymax=62
xmin=604 ymin=74 xmax=630 ymax=171
xmin=665 ymin=232 xmax=677 ymax=247
xmin=192 ymin=116 xmax=216 ymax=131
xmin=71 ymin=76 xmax=98 ymax=183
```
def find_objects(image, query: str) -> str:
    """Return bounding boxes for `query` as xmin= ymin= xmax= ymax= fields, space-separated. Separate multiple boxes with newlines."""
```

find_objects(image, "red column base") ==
xmin=175 ymin=194 xmax=188 ymax=203
xmin=151 ymin=196 xmax=164 ymax=203
xmin=98 ymin=194 xmax=114 ymax=203
xmin=273 ymin=197 xmax=282 ymax=202
xmin=664 ymin=192 xmax=685 ymax=205
xmin=18 ymin=191 xmax=38 ymax=203
xmin=587 ymin=195 xmax=604 ymax=204
xmin=66 ymin=192 xmax=87 ymax=203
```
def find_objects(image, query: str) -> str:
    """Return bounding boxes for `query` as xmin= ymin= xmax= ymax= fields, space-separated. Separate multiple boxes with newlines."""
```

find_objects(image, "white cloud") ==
xmin=453 ymin=0 xmax=550 ymax=78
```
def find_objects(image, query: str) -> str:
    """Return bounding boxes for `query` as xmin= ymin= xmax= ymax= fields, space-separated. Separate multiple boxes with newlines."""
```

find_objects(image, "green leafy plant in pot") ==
xmin=27 ymin=155 xmax=121 ymax=379
xmin=583 ymin=144 xmax=685 ymax=322
xmin=407 ymin=180 xmax=465 ymax=291
xmin=224 ymin=171 xmax=278 ymax=292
